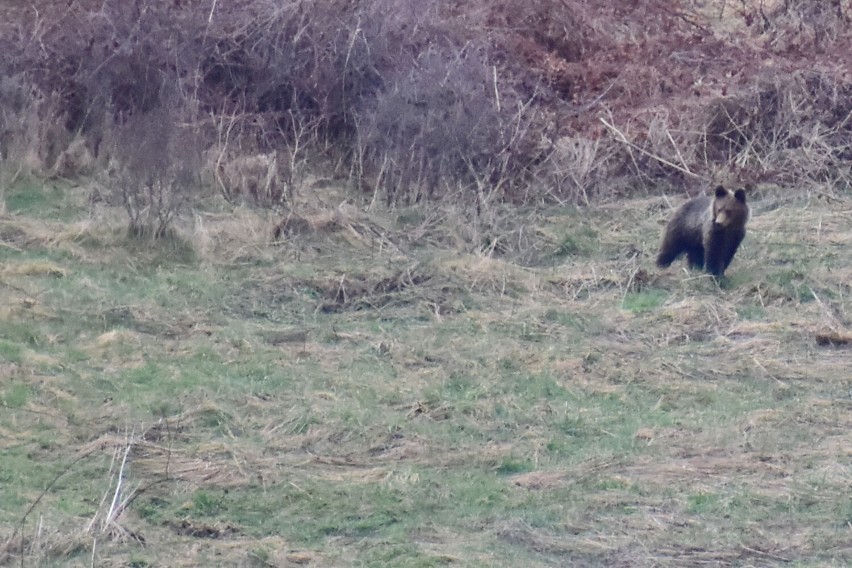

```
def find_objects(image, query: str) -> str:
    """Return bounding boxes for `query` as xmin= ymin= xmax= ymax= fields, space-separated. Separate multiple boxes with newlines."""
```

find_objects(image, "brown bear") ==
xmin=656 ymin=185 xmax=749 ymax=277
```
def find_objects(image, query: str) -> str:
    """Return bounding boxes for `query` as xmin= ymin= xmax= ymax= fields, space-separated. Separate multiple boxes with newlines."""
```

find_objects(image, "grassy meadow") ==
xmin=1 ymin=180 xmax=851 ymax=567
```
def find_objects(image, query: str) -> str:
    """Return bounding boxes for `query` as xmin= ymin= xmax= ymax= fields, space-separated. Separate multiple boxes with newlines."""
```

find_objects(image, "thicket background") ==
xmin=1 ymin=0 xmax=850 ymax=210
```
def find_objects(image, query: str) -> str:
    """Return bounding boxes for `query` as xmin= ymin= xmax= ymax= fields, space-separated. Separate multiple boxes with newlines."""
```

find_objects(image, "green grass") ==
xmin=622 ymin=288 xmax=668 ymax=313
xmin=1 ymin=182 xmax=850 ymax=567
xmin=553 ymin=229 xmax=598 ymax=258
xmin=4 ymin=181 xmax=79 ymax=220
xmin=0 ymin=340 xmax=25 ymax=363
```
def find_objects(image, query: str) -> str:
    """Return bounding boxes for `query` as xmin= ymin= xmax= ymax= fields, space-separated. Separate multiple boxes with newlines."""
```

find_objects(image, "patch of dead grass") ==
xmin=91 ymin=329 xmax=143 ymax=349
xmin=2 ymin=259 xmax=67 ymax=278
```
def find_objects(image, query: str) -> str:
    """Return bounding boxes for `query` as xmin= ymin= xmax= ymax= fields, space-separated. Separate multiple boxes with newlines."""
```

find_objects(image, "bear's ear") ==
xmin=714 ymin=185 xmax=728 ymax=198
xmin=734 ymin=188 xmax=747 ymax=203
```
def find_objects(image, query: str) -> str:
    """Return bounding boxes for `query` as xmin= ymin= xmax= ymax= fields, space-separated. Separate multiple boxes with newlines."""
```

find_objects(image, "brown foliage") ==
xmin=0 ymin=0 xmax=850 ymax=203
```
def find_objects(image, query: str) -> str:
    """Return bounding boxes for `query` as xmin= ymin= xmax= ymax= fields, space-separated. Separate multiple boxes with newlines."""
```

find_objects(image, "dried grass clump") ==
xmin=214 ymin=152 xmax=285 ymax=206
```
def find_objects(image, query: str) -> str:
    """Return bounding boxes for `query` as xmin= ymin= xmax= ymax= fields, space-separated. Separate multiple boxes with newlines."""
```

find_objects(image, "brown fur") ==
xmin=657 ymin=185 xmax=749 ymax=277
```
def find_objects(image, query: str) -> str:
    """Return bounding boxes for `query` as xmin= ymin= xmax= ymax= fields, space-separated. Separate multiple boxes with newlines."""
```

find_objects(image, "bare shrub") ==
xmin=698 ymin=70 xmax=852 ymax=189
xmin=1 ymin=0 xmax=851 ymax=203
xmin=534 ymin=135 xmax=620 ymax=204
xmin=354 ymin=46 xmax=500 ymax=204
xmin=0 ymin=76 xmax=71 ymax=180
xmin=352 ymin=2 xmax=546 ymax=206
xmin=0 ymin=1 xmax=205 ymax=184
xmin=748 ymin=0 xmax=851 ymax=51
xmin=199 ymin=1 xmax=378 ymax=149
xmin=196 ymin=0 xmax=550 ymax=206
xmin=108 ymin=105 xmax=201 ymax=239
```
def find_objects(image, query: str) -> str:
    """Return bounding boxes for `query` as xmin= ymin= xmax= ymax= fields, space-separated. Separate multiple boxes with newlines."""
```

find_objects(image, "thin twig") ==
xmin=492 ymin=65 xmax=501 ymax=112
xmin=207 ymin=0 xmax=218 ymax=24
xmin=600 ymin=117 xmax=702 ymax=179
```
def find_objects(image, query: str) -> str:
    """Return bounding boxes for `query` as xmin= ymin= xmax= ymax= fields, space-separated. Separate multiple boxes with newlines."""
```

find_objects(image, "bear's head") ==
xmin=712 ymin=185 xmax=748 ymax=228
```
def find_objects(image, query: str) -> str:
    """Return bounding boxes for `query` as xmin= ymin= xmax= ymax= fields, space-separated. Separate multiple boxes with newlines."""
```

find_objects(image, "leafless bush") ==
xmin=0 ymin=76 xmax=72 ymax=180
xmin=355 ymin=47 xmax=506 ymax=204
xmin=534 ymin=135 xmax=619 ymax=204
xmin=698 ymin=70 xmax=852 ymax=189
xmin=109 ymin=105 xmax=201 ymax=239
xmin=1 ymin=0 xmax=851 ymax=205
xmin=351 ymin=1 xmax=549 ymax=206
xmin=745 ymin=0 xmax=851 ymax=50
xmin=0 ymin=1 xmax=205 ymax=186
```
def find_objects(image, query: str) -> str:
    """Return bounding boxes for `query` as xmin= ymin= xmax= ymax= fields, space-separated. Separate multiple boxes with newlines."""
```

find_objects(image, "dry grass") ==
xmin=1 ymin=180 xmax=851 ymax=566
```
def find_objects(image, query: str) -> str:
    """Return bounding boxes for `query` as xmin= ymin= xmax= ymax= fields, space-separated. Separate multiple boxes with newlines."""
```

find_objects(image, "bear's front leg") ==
xmin=703 ymin=233 xmax=728 ymax=277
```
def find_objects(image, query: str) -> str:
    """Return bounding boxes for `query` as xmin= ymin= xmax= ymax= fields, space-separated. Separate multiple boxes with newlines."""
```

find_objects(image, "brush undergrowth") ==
xmin=1 ymin=180 xmax=851 ymax=567
xmin=2 ymin=0 xmax=851 ymax=208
